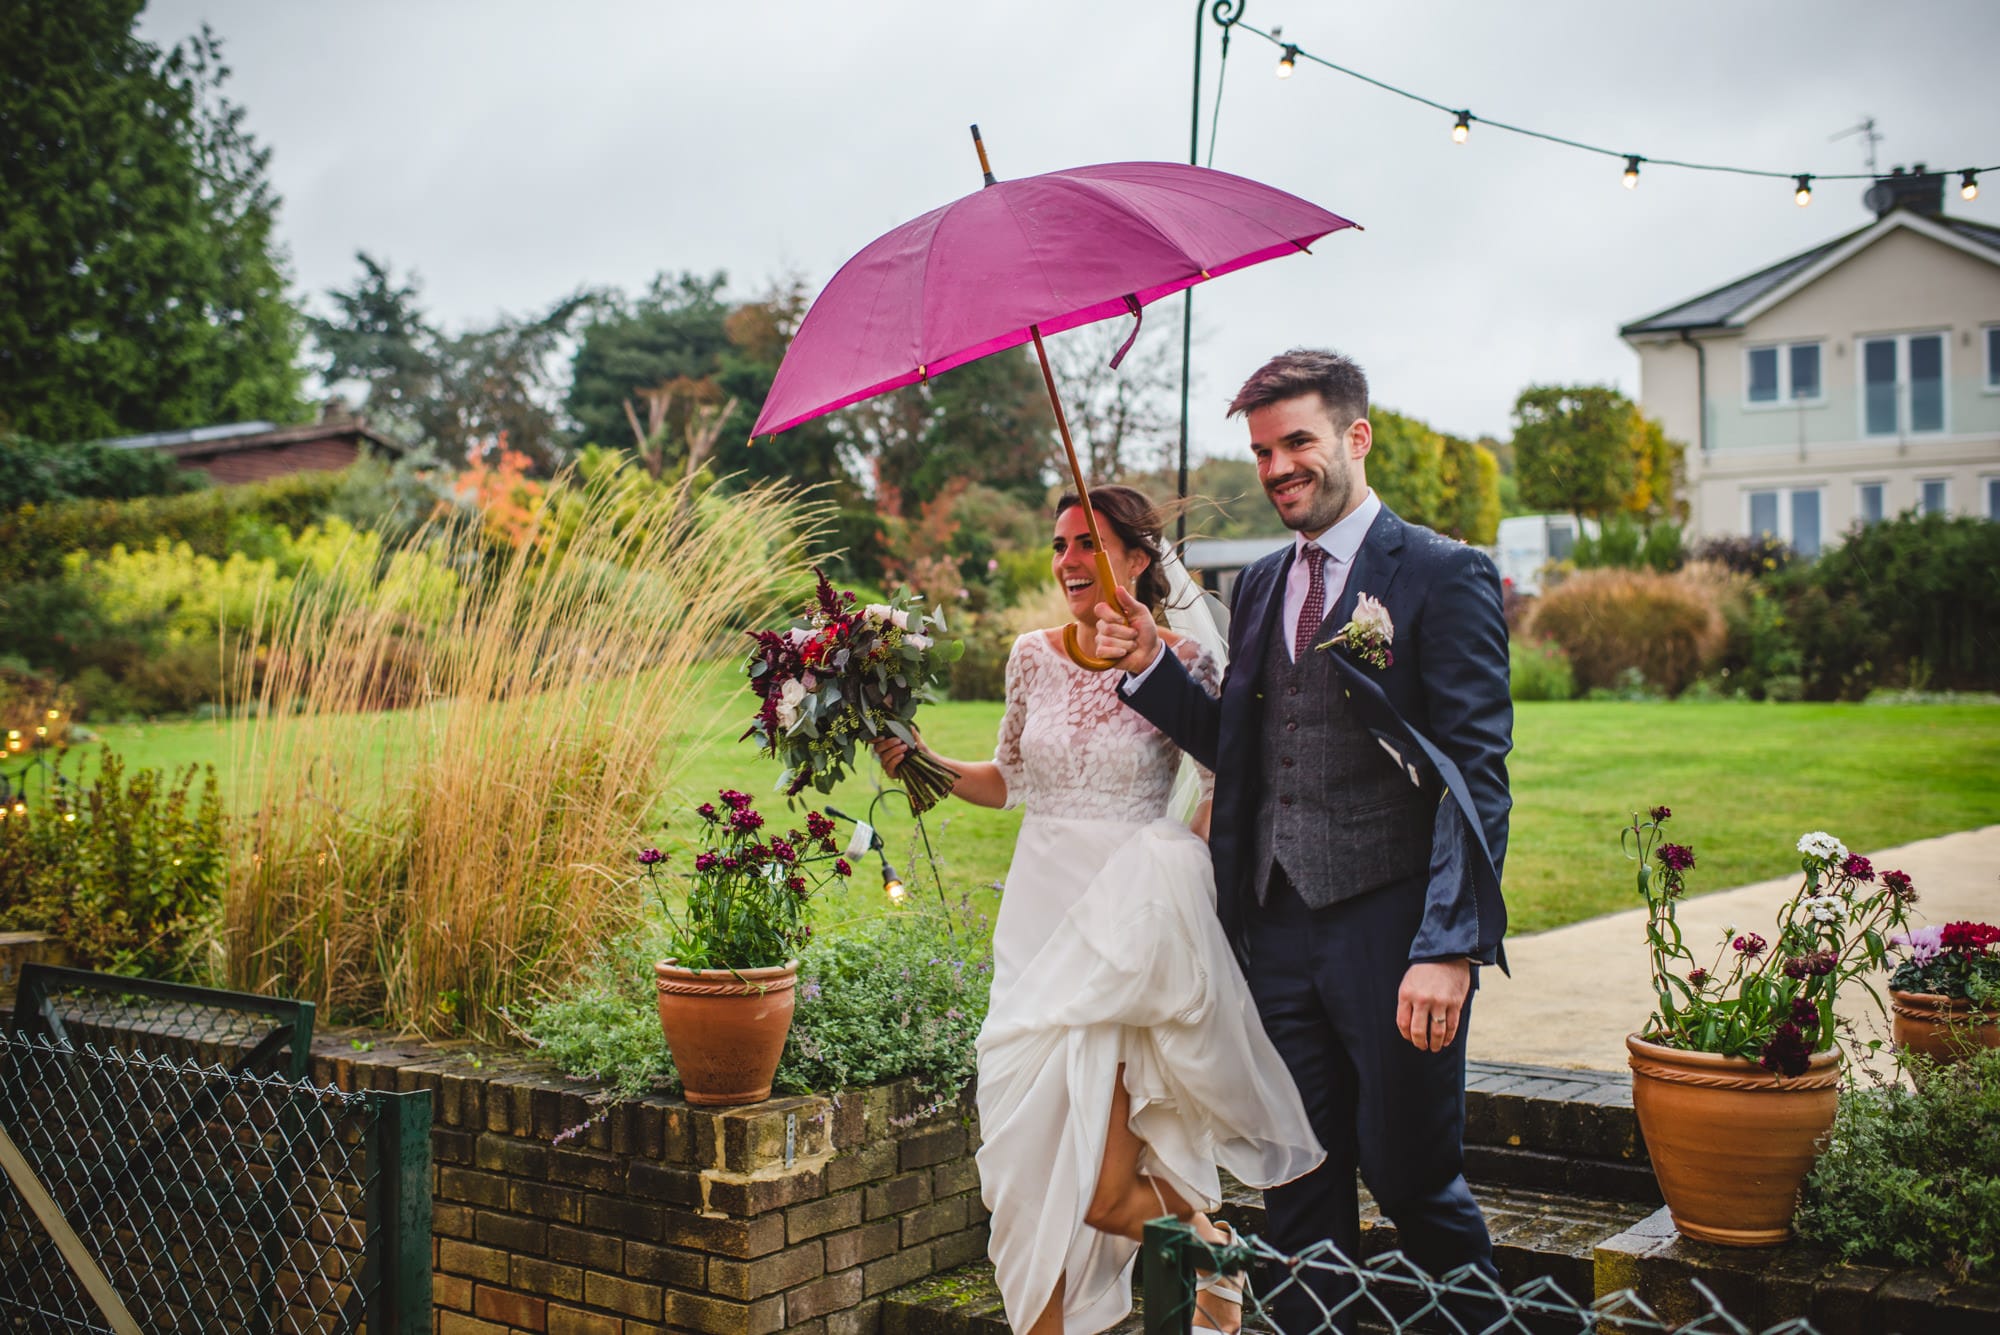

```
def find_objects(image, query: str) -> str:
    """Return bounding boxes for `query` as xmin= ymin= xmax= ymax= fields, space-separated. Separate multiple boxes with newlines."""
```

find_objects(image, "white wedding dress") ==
xmin=977 ymin=631 xmax=1325 ymax=1334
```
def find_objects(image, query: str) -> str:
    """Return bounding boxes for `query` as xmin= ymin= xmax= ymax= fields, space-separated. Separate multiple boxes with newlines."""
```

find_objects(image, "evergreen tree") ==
xmin=0 ymin=2 xmax=305 ymax=441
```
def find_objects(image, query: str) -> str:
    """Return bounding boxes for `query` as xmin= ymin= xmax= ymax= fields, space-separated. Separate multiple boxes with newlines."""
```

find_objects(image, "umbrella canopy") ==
xmin=751 ymin=159 xmax=1357 ymax=438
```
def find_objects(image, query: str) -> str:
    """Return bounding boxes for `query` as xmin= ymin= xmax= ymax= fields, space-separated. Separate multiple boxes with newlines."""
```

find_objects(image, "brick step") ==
xmin=882 ymin=1181 xmax=1654 ymax=1335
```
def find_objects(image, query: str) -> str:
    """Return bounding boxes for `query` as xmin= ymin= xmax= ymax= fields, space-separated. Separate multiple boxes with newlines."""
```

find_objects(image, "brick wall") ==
xmin=309 ymin=1029 xmax=987 ymax=1335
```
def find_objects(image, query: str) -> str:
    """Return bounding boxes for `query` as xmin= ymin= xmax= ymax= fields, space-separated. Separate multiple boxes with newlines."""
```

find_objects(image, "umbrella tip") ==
xmin=969 ymin=124 xmax=997 ymax=188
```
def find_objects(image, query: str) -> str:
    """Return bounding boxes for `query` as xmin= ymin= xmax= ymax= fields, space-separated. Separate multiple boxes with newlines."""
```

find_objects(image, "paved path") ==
xmin=1469 ymin=825 xmax=2000 ymax=1075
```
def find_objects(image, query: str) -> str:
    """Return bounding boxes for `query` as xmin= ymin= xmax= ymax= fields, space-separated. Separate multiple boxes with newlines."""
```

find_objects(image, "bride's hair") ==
xmin=1055 ymin=486 xmax=1172 ymax=615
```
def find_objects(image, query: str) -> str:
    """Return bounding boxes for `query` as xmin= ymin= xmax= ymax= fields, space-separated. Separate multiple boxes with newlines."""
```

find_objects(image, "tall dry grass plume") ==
xmin=226 ymin=474 xmax=822 ymax=1037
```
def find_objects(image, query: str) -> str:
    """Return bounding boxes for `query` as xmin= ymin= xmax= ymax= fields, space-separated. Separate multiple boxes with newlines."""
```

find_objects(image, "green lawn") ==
xmin=78 ymin=687 xmax=2000 ymax=936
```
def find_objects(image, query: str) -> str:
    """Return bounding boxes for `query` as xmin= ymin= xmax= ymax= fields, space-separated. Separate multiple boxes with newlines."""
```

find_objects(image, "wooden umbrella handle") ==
xmin=1061 ymin=551 xmax=1124 ymax=672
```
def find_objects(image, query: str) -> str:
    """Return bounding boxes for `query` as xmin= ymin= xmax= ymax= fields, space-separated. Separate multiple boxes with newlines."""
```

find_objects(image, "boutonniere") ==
xmin=1317 ymin=592 xmax=1394 ymax=670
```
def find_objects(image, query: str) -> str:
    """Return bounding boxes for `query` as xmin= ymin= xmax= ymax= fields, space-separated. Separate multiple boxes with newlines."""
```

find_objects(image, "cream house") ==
xmin=1621 ymin=172 xmax=2000 ymax=555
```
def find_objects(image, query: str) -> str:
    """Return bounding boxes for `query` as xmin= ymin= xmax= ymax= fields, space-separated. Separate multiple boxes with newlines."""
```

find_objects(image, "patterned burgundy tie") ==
xmin=1294 ymin=544 xmax=1327 ymax=662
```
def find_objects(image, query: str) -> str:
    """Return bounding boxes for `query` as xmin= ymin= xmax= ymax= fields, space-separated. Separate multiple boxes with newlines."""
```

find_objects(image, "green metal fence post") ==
xmin=1142 ymin=1216 xmax=1199 ymax=1335
xmin=374 ymin=1088 xmax=433 ymax=1332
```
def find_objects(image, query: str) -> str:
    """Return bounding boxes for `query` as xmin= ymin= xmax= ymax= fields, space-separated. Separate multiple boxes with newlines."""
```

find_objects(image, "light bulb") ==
xmin=1452 ymin=111 xmax=1471 ymax=145
xmin=1276 ymin=45 xmax=1297 ymax=79
xmin=1623 ymin=156 xmax=1641 ymax=189
xmin=1794 ymin=174 xmax=1813 ymax=207
xmin=1963 ymin=170 xmax=1980 ymax=202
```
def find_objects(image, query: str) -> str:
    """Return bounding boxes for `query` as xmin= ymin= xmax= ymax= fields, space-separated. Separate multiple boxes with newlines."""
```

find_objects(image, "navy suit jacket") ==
xmin=1124 ymin=505 xmax=1513 ymax=969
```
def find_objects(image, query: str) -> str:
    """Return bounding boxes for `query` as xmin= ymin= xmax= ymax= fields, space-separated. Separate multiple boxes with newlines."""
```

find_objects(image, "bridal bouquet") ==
xmin=744 ymin=570 xmax=963 ymax=812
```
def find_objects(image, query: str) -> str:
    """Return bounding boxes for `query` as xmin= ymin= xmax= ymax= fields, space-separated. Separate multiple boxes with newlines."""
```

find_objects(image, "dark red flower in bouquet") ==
xmin=730 ymin=807 xmax=765 ymax=833
xmin=697 ymin=802 xmax=719 ymax=823
xmin=1882 ymin=869 xmax=1916 ymax=903
xmin=1657 ymin=843 xmax=1695 ymax=872
xmin=805 ymin=812 xmax=835 ymax=841
xmin=1650 ymin=805 xmax=1672 ymax=823
xmin=1790 ymin=997 xmax=1820 ymax=1027
xmin=720 ymin=789 xmax=753 ymax=812
xmin=1687 ymin=968 xmax=1708 ymax=987
xmin=1733 ymin=933 xmax=1768 ymax=957
xmin=1840 ymin=853 xmax=1874 ymax=882
xmin=834 ymin=858 xmax=853 ymax=878
xmin=637 ymin=847 xmax=666 ymax=866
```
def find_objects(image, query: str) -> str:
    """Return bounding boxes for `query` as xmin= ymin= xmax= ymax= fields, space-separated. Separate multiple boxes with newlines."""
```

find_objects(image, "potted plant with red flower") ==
xmin=1886 ymin=918 xmax=2000 ymax=1069
xmin=644 ymin=788 xmax=854 ymax=1106
xmin=1622 ymin=808 xmax=1915 ymax=1246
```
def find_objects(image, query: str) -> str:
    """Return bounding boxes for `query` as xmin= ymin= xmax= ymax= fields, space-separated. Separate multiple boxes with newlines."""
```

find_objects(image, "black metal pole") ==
xmin=1180 ymin=3 xmax=1243 ymax=549
xmin=1177 ymin=2 xmax=1203 ymax=549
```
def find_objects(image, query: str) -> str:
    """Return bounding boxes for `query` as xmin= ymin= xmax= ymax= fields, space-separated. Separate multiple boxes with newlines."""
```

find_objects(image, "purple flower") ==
xmin=693 ymin=852 xmax=718 ymax=873
xmin=637 ymin=847 xmax=665 ymax=866
xmin=1650 ymin=805 xmax=1672 ymax=823
xmin=1782 ymin=956 xmax=1809 ymax=980
xmin=1657 ymin=843 xmax=1695 ymax=872
xmin=730 ymin=807 xmax=764 ymax=833
xmin=1791 ymin=997 xmax=1820 ymax=1027
xmin=1883 ymin=869 xmax=1917 ymax=903
xmin=1733 ymin=933 xmax=1768 ymax=958
xmin=768 ymin=838 xmax=797 ymax=864
xmin=1840 ymin=853 xmax=1874 ymax=882
xmin=1687 ymin=968 xmax=1709 ymax=987
xmin=1892 ymin=925 xmax=1944 ymax=967
xmin=787 ymin=874 xmax=807 ymax=896
xmin=834 ymin=858 xmax=853 ymax=878
xmin=805 ymin=812 xmax=834 ymax=841
xmin=697 ymin=802 xmax=719 ymax=823
xmin=719 ymin=789 xmax=753 ymax=812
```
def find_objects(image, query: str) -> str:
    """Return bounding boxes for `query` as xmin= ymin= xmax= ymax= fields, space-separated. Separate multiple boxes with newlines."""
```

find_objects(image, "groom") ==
xmin=1097 ymin=349 xmax=1512 ymax=1325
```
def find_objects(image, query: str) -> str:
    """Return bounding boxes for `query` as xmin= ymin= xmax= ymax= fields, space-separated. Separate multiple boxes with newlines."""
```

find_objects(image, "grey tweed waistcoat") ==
xmin=1249 ymin=617 xmax=1437 ymax=909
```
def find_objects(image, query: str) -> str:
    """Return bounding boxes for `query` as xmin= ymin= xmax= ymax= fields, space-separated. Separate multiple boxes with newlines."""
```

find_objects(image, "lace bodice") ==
xmin=992 ymin=631 xmax=1219 ymax=822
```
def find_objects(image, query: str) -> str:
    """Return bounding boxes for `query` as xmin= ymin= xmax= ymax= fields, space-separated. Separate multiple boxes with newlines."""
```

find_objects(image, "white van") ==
xmin=1494 ymin=514 xmax=1599 ymax=596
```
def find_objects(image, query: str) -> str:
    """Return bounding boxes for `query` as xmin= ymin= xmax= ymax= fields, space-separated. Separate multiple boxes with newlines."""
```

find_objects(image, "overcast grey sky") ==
xmin=141 ymin=0 xmax=2000 ymax=453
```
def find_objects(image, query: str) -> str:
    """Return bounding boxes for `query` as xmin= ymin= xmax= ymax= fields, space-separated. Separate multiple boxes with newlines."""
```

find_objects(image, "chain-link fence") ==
xmin=0 ymin=1029 xmax=428 ymax=1332
xmin=1140 ymin=1218 xmax=1822 ymax=1335
xmin=12 ymin=964 xmax=316 ymax=1080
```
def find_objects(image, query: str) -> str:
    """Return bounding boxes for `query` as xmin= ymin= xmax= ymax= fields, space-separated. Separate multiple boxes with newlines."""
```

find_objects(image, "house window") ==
xmin=1746 ymin=341 xmax=1824 ymax=405
xmin=1856 ymin=482 xmax=1885 ymax=526
xmin=1861 ymin=331 xmax=1948 ymax=435
xmin=1987 ymin=477 xmax=2000 ymax=521
xmin=1920 ymin=479 xmax=1949 ymax=515
xmin=1790 ymin=490 xmax=1822 ymax=556
xmin=1547 ymin=518 xmax=1577 ymax=561
xmin=1747 ymin=487 xmax=1825 ymax=555
xmin=1986 ymin=326 xmax=2000 ymax=391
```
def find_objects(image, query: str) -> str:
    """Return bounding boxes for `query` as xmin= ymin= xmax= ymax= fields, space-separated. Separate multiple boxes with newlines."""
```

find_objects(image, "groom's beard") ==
xmin=1268 ymin=462 xmax=1352 ymax=536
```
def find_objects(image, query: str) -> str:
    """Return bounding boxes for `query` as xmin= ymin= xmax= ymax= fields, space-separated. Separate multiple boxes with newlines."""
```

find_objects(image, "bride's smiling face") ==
xmin=1051 ymin=504 xmax=1150 ymax=622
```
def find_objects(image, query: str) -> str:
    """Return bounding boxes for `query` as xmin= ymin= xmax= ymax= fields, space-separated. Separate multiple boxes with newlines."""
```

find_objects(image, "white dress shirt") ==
xmin=1124 ymin=488 xmax=1382 ymax=689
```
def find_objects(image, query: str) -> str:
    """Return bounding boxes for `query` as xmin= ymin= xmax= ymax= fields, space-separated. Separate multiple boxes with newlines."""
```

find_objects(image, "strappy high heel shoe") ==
xmin=1190 ymin=1220 xmax=1248 ymax=1333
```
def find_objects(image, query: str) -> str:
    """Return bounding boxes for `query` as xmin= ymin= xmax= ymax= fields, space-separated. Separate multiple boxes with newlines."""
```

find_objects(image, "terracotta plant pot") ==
xmin=1890 ymin=989 xmax=2000 ymax=1068
xmin=655 ymin=960 xmax=798 ymax=1107
xmin=1626 ymin=1033 xmax=1841 ymax=1247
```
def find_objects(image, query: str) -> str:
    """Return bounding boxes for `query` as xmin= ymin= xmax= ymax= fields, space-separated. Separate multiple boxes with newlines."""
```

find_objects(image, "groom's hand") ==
xmin=1094 ymin=587 xmax=1159 ymax=674
xmin=1397 ymin=960 xmax=1472 ymax=1052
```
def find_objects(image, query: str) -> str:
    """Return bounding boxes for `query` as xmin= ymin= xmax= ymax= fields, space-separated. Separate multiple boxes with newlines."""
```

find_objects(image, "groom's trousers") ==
xmin=1241 ymin=867 xmax=1497 ymax=1334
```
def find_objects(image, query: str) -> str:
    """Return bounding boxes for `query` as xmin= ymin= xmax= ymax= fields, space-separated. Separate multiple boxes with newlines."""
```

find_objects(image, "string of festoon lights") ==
xmin=1243 ymin=21 xmax=1993 ymax=207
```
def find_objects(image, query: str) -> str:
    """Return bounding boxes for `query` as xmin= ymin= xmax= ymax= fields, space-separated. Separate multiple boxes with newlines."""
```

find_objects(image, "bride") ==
xmin=876 ymin=486 xmax=1323 ymax=1335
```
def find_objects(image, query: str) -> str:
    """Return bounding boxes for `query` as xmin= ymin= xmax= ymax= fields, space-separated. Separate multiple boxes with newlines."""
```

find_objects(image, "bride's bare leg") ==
xmin=1026 ymin=1272 xmax=1065 ymax=1335
xmin=1083 ymin=1067 xmax=1242 ymax=1333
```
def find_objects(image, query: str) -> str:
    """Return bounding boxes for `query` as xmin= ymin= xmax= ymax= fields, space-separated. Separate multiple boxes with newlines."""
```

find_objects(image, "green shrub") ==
xmin=1524 ymin=569 xmax=1724 ymax=696
xmin=1796 ymin=1046 xmax=2000 ymax=1282
xmin=0 ymin=755 xmax=224 ymax=979
xmin=1509 ymin=636 xmax=1576 ymax=701
xmin=1573 ymin=517 xmax=1684 ymax=573
xmin=0 ymin=437 xmax=205 ymax=509
xmin=0 ymin=469 xmax=347 ymax=583
xmin=1707 ymin=577 xmax=1802 ymax=701
xmin=1788 ymin=513 xmax=2000 ymax=693
xmin=1690 ymin=533 xmax=1793 ymax=579
xmin=525 ymin=909 xmax=991 ymax=1101
xmin=948 ymin=620 xmax=1013 ymax=701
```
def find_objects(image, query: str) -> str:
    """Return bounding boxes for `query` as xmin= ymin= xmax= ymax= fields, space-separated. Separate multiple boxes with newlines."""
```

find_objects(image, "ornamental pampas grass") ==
xmin=224 ymin=472 xmax=822 ymax=1037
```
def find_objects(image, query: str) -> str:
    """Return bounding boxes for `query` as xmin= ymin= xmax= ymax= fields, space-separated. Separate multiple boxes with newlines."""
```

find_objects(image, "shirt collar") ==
xmin=1294 ymin=489 xmax=1380 ymax=567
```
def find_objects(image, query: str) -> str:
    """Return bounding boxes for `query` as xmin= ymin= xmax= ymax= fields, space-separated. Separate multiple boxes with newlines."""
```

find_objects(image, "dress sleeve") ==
xmin=991 ymin=635 xmax=1033 ymax=811
xmin=1171 ymin=638 xmax=1221 ymax=804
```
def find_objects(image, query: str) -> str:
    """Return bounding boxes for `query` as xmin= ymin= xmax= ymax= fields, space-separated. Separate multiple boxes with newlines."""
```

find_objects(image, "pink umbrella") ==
xmin=752 ymin=127 xmax=1358 ymax=669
